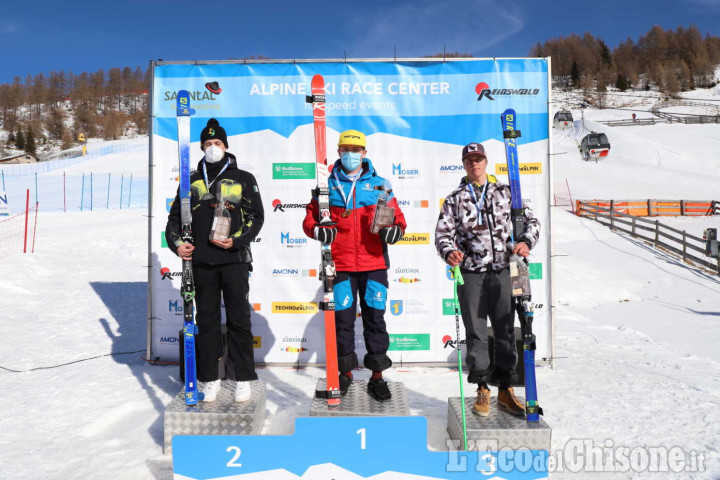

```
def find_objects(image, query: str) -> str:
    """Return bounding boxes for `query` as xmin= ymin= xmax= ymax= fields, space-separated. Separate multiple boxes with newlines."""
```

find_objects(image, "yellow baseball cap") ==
xmin=338 ymin=130 xmax=366 ymax=148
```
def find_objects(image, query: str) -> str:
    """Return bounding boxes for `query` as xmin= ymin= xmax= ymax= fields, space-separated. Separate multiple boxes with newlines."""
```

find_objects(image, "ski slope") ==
xmin=1 ymin=100 xmax=719 ymax=479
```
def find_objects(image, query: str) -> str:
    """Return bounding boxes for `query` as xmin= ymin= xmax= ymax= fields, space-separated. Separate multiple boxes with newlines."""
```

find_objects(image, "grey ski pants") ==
xmin=457 ymin=267 xmax=517 ymax=386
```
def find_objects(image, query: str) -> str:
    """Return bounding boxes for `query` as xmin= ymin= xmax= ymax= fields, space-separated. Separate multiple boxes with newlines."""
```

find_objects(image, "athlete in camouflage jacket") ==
xmin=434 ymin=142 xmax=539 ymax=418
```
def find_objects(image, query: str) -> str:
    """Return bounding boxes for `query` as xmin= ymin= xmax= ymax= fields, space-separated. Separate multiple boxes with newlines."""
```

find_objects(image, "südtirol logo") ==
xmin=475 ymin=82 xmax=540 ymax=101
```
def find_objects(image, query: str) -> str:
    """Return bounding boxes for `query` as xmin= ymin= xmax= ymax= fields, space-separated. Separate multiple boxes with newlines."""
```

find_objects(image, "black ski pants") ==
xmin=333 ymin=270 xmax=392 ymax=373
xmin=457 ymin=267 xmax=517 ymax=387
xmin=194 ymin=262 xmax=257 ymax=382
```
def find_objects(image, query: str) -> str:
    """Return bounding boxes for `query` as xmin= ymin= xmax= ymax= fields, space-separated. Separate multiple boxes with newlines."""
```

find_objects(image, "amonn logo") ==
xmin=475 ymin=82 xmax=540 ymax=101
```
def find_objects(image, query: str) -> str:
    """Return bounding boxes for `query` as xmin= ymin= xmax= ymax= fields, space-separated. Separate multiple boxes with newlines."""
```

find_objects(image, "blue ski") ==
xmin=176 ymin=90 xmax=203 ymax=405
xmin=500 ymin=108 xmax=542 ymax=422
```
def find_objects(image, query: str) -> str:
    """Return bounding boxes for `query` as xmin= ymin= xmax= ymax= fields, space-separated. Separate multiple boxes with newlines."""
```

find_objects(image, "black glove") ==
xmin=313 ymin=225 xmax=337 ymax=245
xmin=379 ymin=225 xmax=403 ymax=244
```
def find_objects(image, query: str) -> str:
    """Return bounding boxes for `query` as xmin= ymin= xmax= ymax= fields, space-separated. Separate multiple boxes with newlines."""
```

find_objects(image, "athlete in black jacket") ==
xmin=166 ymin=118 xmax=264 ymax=403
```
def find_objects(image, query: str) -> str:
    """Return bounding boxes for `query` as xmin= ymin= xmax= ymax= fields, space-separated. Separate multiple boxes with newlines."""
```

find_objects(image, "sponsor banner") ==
xmin=272 ymin=302 xmax=318 ymax=314
xmin=273 ymin=163 xmax=315 ymax=180
xmin=396 ymin=233 xmax=430 ymax=245
xmin=149 ymin=59 xmax=552 ymax=363
xmin=494 ymin=162 xmax=543 ymax=175
xmin=0 ymin=192 xmax=9 ymax=217
xmin=388 ymin=333 xmax=430 ymax=351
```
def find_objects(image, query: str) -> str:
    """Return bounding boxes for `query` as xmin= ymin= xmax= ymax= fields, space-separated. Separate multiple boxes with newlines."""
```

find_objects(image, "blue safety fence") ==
xmin=1 ymin=172 xmax=148 ymax=214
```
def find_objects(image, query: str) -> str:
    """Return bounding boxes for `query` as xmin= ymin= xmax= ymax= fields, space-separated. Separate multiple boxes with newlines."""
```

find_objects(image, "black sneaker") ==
xmin=339 ymin=373 xmax=352 ymax=395
xmin=367 ymin=378 xmax=392 ymax=401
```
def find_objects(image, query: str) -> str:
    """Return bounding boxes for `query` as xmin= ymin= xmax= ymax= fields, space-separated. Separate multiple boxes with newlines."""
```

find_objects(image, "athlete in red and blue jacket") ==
xmin=303 ymin=130 xmax=407 ymax=401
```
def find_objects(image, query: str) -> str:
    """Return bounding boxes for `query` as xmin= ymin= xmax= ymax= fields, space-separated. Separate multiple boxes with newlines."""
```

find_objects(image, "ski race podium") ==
xmin=310 ymin=378 xmax=411 ymax=417
xmin=447 ymin=396 xmax=552 ymax=451
xmin=163 ymin=380 xmax=266 ymax=454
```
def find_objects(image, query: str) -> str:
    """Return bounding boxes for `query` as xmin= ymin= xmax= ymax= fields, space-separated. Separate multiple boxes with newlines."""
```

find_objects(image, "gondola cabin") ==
xmin=553 ymin=110 xmax=574 ymax=129
xmin=580 ymin=133 xmax=610 ymax=161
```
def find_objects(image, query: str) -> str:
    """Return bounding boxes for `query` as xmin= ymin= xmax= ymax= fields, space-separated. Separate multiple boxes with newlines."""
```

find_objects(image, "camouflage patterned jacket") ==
xmin=434 ymin=175 xmax=540 ymax=272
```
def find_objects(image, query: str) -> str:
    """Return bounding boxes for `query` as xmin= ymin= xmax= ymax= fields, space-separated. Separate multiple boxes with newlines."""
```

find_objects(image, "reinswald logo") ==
xmin=392 ymin=163 xmax=420 ymax=179
xmin=442 ymin=335 xmax=466 ymax=349
xmin=160 ymin=267 xmax=181 ymax=280
xmin=475 ymin=82 xmax=540 ymax=101
xmin=280 ymin=232 xmax=308 ymax=247
xmin=272 ymin=199 xmax=306 ymax=212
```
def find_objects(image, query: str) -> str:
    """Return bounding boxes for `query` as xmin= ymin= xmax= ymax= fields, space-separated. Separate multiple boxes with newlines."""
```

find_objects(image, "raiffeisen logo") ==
xmin=475 ymin=82 xmax=540 ymax=101
xmin=272 ymin=199 xmax=306 ymax=212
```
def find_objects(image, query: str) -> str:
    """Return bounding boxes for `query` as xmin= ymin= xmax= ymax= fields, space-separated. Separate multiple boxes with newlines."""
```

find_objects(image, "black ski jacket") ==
xmin=166 ymin=153 xmax=264 ymax=266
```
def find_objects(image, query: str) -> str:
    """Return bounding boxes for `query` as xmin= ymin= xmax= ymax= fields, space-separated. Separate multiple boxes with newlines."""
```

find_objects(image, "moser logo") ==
xmin=168 ymin=300 xmax=182 ymax=315
xmin=397 ymin=200 xmax=429 ymax=208
xmin=440 ymin=164 xmax=464 ymax=173
xmin=494 ymin=163 xmax=543 ymax=175
xmin=160 ymin=267 xmax=181 ymax=280
xmin=280 ymin=232 xmax=308 ymax=247
xmin=475 ymin=82 xmax=540 ymax=101
xmin=391 ymin=163 xmax=420 ymax=179
xmin=442 ymin=335 xmax=466 ymax=349
xmin=272 ymin=302 xmax=318 ymax=313
xmin=272 ymin=199 xmax=307 ymax=212
xmin=396 ymin=233 xmax=430 ymax=245
xmin=273 ymin=163 xmax=315 ymax=180
xmin=388 ymin=334 xmax=431 ymax=351
xmin=280 ymin=336 xmax=308 ymax=353
xmin=272 ymin=268 xmax=317 ymax=277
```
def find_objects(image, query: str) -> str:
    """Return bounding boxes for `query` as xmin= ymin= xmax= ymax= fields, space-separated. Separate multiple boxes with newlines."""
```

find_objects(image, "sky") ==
xmin=1 ymin=0 xmax=720 ymax=83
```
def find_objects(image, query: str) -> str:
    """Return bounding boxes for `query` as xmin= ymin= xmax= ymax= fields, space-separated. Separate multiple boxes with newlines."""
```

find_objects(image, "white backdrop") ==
xmin=147 ymin=59 xmax=553 ymax=367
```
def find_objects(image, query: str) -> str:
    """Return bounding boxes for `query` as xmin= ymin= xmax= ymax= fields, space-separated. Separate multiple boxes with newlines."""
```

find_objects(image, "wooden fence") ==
xmin=576 ymin=199 xmax=719 ymax=217
xmin=576 ymin=200 xmax=720 ymax=274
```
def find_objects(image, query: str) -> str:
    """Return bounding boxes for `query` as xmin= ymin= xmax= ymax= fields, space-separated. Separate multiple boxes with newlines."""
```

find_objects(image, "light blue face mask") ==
xmin=340 ymin=151 xmax=363 ymax=171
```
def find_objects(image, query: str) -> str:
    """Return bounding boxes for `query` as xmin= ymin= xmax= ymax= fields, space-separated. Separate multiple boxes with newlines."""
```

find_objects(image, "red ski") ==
xmin=307 ymin=74 xmax=341 ymax=405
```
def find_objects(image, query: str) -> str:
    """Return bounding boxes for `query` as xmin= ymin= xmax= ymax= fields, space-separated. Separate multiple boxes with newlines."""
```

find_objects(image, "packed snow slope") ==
xmin=1 ymin=94 xmax=719 ymax=479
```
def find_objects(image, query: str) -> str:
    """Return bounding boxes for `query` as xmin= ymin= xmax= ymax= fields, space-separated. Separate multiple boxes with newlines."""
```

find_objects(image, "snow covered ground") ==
xmin=1 ymin=95 xmax=720 ymax=480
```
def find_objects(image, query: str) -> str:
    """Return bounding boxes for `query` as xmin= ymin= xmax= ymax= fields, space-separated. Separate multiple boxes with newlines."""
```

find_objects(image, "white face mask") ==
xmin=204 ymin=145 xmax=225 ymax=164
